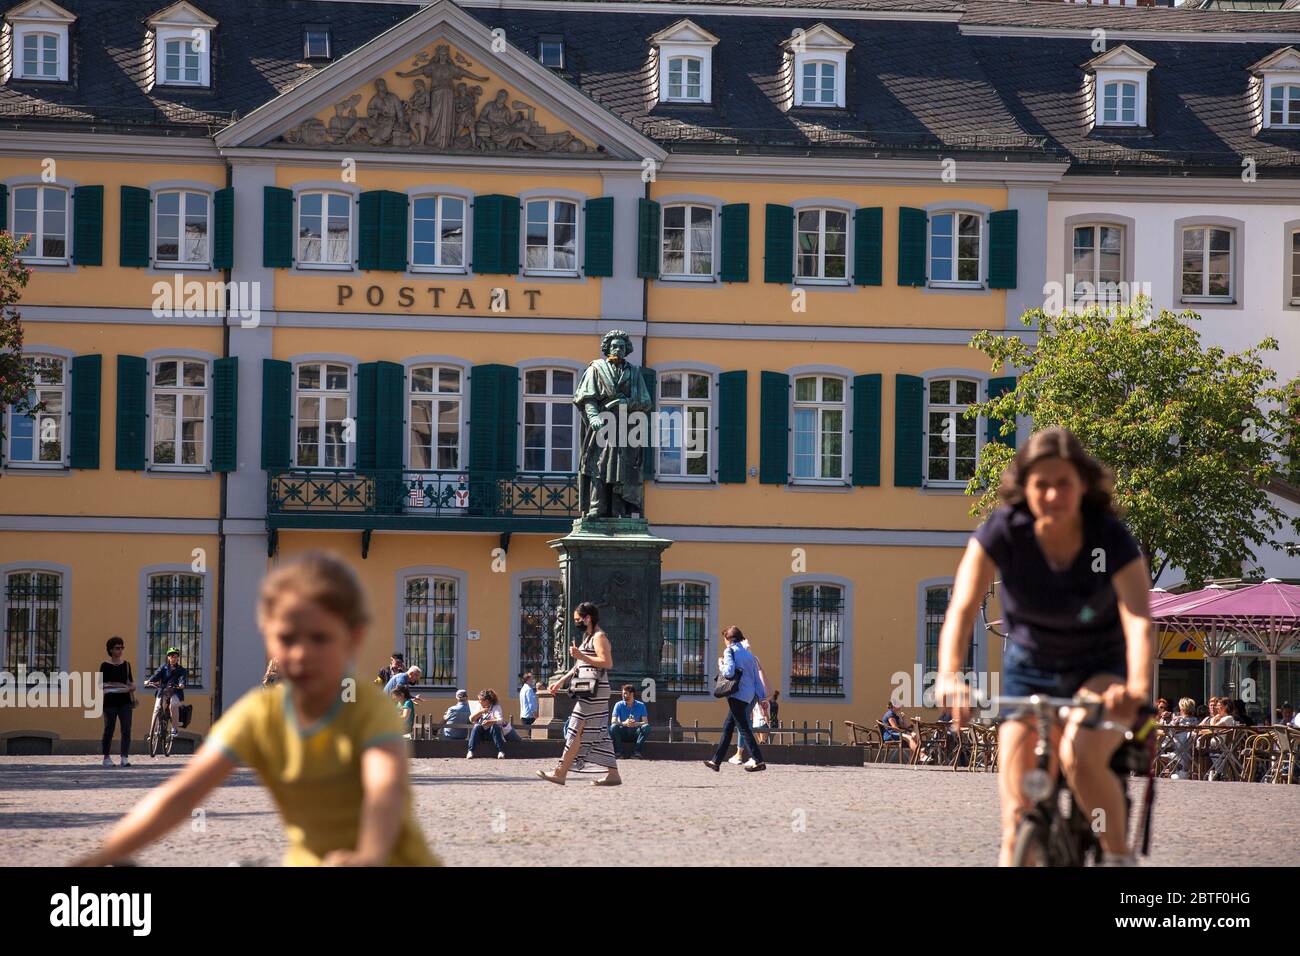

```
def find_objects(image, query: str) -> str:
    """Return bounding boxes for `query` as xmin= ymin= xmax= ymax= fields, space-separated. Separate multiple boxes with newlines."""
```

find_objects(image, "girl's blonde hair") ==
xmin=258 ymin=551 xmax=370 ymax=630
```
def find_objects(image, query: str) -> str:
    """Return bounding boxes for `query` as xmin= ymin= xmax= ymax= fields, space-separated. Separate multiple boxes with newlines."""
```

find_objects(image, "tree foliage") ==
xmin=965 ymin=299 xmax=1300 ymax=586
xmin=0 ymin=231 xmax=36 ymax=448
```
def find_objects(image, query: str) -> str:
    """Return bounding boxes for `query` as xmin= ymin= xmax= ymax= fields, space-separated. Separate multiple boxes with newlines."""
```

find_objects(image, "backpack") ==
xmin=179 ymin=703 xmax=193 ymax=728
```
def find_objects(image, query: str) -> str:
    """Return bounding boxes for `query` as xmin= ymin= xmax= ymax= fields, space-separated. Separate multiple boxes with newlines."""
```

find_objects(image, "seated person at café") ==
xmin=881 ymin=700 xmax=921 ymax=762
xmin=610 ymin=684 xmax=651 ymax=758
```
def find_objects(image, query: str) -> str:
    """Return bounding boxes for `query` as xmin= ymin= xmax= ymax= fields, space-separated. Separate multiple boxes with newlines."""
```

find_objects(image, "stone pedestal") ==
xmin=548 ymin=517 xmax=673 ymax=689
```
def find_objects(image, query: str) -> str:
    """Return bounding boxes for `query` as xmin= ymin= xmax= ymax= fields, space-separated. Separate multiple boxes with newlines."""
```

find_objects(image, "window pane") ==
xmin=552 ymin=370 xmax=574 ymax=394
xmin=929 ymin=378 xmax=950 ymax=404
xmin=660 ymin=372 xmax=682 ymax=399
xmin=822 ymin=377 xmax=843 ymax=403
xmin=794 ymin=377 xmax=816 ymax=402
xmin=687 ymin=373 xmax=709 ymax=399
xmin=955 ymin=380 xmax=978 ymax=405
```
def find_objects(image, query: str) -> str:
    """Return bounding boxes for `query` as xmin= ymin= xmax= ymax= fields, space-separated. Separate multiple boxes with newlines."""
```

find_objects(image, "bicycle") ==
xmin=144 ymin=684 xmax=182 ymax=758
xmin=998 ymin=694 xmax=1158 ymax=867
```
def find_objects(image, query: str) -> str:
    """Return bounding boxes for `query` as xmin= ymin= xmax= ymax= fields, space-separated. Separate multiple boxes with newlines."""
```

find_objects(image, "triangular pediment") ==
xmin=1249 ymin=46 xmax=1300 ymax=74
xmin=216 ymin=0 xmax=663 ymax=162
xmin=780 ymin=23 xmax=854 ymax=54
xmin=650 ymin=19 xmax=719 ymax=49
xmin=146 ymin=1 xmax=216 ymax=29
xmin=1084 ymin=44 xmax=1156 ymax=73
xmin=5 ymin=0 xmax=76 ymax=24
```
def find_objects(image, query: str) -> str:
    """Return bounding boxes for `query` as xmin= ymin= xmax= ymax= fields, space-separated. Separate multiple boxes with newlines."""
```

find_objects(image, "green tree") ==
xmin=0 ymin=231 xmax=37 ymax=456
xmin=965 ymin=299 xmax=1300 ymax=586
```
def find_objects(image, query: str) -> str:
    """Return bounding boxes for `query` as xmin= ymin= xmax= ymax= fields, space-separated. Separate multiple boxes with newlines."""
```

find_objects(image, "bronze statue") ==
xmin=573 ymin=330 xmax=654 ymax=520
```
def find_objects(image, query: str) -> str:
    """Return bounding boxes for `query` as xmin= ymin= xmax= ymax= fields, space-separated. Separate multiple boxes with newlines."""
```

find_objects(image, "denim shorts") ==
xmin=1001 ymin=641 xmax=1127 ymax=700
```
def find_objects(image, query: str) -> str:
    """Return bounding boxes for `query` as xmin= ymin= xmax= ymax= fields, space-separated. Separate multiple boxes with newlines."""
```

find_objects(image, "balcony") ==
xmin=266 ymin=469 xmax=581 ymax=534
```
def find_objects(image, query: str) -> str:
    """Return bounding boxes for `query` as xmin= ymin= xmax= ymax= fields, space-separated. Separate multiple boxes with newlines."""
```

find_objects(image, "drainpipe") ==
xmin=213 ymin=158 xmax=233 ymax=720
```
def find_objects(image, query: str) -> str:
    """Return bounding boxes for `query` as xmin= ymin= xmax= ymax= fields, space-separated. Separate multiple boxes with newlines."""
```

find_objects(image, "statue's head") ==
xmin=435 ymin=44 xmax=450 ymax=60
xmin=601 ymin=330 xmax=634 ymax=359
xmin=374 ymin=78 xmax=388 ymax=93
xmin=495 ymin=89 xmax=508 ymax=104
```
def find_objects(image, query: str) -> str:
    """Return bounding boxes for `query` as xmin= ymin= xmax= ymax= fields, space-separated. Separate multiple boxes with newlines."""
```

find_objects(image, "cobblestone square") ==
xmin=2 ymin=756 xmax=1297 ymax=867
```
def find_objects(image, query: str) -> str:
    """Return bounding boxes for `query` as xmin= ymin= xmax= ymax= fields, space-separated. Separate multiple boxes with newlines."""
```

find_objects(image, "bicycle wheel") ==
xmin=148 ymin=711 xmax=162 ymax=758
xmin=163 ymin=719 xmax=175 ymax=756
xmin=1012 ymin=817 xmax=1051 ymax=867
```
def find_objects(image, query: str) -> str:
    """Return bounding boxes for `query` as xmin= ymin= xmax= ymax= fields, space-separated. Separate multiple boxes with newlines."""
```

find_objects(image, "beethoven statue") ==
xmin=573 ymin=330 xmax=654 ymax=520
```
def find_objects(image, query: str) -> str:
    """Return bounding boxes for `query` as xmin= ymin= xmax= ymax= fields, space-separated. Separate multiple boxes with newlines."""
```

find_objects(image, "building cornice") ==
xmin=661 ymin=153 xmax=1070 ymax=185
xmin=960 ymin=24 xmax=1300 ymax=45
xmin=1051 ymin=176 xmax=1300 ymax=202
xmin=220 ymin=146 xmax=646 ymax=173
xmin=288 ymin=0 xmax=965 ymax=23
xmin=0 ymin=130 xmax=222 ymax=161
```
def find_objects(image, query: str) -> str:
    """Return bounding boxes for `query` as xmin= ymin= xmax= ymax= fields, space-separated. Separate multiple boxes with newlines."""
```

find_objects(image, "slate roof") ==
xmin=0 ymin=0 xmax=1297 ymax=172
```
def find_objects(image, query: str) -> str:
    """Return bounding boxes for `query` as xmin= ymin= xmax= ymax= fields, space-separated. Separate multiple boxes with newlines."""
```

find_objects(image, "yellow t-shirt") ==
xmin=206 ymin=681 xmax=437 ymax=867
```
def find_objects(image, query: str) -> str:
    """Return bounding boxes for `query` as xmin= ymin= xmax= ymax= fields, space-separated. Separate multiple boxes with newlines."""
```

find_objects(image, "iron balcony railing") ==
xmin=266 ymin=469 xmax=581 ymax=525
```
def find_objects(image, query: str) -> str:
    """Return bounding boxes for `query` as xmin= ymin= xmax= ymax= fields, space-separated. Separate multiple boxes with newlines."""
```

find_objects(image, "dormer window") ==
xmin=1250 ymin=48 xmax=1300 ymax=132
xmin=1101 ymin=80 xmax=1138 ymax=126
xmin=5 ymin=0 xmax=76 ymax=83
xmin=650 ymin=19 xmax=718 ymax=105
xmin=781 ymin=24 xmax=853 ymax=111
xmin=147 ymin=2 xmax=217 ymax=89
xmin=538 ymin=36 xmax=564 ymax=69
xmin=1084 ymin=44 xmax=1153 ymax=130
xmin=303 ymin=26 xmax=331 ymax=61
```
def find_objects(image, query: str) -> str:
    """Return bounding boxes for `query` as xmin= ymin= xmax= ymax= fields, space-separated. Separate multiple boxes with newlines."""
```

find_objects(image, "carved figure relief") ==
xmin=279 ymin=43 xmax=590 ymax=153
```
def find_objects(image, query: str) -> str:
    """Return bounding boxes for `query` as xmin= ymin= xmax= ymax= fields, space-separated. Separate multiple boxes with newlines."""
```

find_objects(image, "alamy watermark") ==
xmin=890 ymin=664 xmax=1001 ymax=718
xmin=152 ymin=273 xmax=262 ymax=328
xmin=0 ymin=667 xmax=103 ymax=718
xmin=591 ymin=403 xmax=707 ymax=459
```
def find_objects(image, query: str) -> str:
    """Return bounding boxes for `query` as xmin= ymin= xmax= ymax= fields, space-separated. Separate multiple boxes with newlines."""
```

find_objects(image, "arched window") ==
xmin=795 ymin=208 xmax=847 ymax=280
xmin=799 ymin=60 xmax=838 ymax=106
xmin=12 ymin=185 xmax=68 ymax=261
xmin=666 ymin=55 xmax=703 ymax=100
xmin=154 ymin=190 xmax=210 ymax=265
xmin=661 ymin=581 xmax=710 ymax=693
xmin=793 ymin=374 xmax=845 ymax=481
xmin=518 ymin=577 xmax=563 ymax=681
xmin=523 ymin=368 xmax=576 ymax=472
xmin=524 ymin=199 xmax=578 ymax=274
xmin=297 ymin=191 xmax=352 ymax=266
xmin=3 ymin=570 xmax=62 ymax=676
xmin=661 ymin=204 xmax=714 ymax=278
xmin=789 ymin=583 xmax=843 ymax=696
xmin=7 ymin=355 xmax=65 ymax=465
xmin=1268 ymin=83 xmax=1300 ymax=128
xmin=20 ymin=31 xmax=59 ymax=79
xmin=401 ymin=575 xmax=458 ymax=687
xmin=657 ymin=370 xmax=712 ymax=479
xmin=926 ymin=377 xmax=979 ymax=483
xmin=411 ymin=195 xmax=466 ymax=270
xmin=408 ymin=364 xmax=462 ymax=470
xmin=1101 ymin=79 xmax=1138 ymax=125
xmin=151 ymin=358 xmax=208 ymax=469
xmin=929 ymin=211 xmax=982 ymax=286
xmin=146 ymin=572 xmax=203 ymax=683
xmin=294 ymin=362 xmax=351 ymax=468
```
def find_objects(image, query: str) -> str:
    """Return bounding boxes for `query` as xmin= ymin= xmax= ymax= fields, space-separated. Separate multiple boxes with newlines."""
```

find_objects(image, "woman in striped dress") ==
xmin=537 ymin=601 xmax=622 ymax=787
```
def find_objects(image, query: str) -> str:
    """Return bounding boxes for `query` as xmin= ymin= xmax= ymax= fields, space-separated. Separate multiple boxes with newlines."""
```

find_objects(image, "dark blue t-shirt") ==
xmin=881 ymin=707 xmax=902 ymax=741
xmin=973 ymin=503 xmax=1142 ymax=663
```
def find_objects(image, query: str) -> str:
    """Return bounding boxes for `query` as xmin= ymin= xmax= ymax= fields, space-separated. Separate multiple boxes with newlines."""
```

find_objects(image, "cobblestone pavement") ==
xmin=2 ymin=756 xmax=1297 ymax=866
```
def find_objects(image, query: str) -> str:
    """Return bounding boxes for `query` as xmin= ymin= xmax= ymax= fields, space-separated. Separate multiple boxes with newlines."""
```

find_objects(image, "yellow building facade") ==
xmin=0 ymin=0 xmax=1068 ymax=750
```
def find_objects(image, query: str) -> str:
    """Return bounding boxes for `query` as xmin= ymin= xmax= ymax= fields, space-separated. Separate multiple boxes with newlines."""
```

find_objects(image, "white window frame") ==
xmin=148 ymin=357 xmax=209 ymax=472
xmin=410 ymin=194 xmax=467 ymax=273
xmin=652 ymin=25 xmax=718 ymax=105
xmin=794 ymin=206 xmax=850 ymax=283
xmin=928 ymin=210 xmax=984 ymax=289
xmin=538 ymin=36 xmax=564 ymax=69
xmin=797 ymin=59 xmax=839 ymax=108
xmin=1265 ymin=79 xmax=1300 ymax=130
xmin=155 ymin=25 xmax=210 ymax=87
xmin=2 ymin=567 xmax=65 ymax=677
xmin=1070 ymin=222 xmax=1125 ymax=305
xmin=792 ymin=374 xmax=846 ymax=484
xmin=787 ymin=580 xmax=846 ymax=698
xmin=660 ymin=578 xmax=714 ymax=695
xmin=1093 ymin=68 xmax=1148 ymax=128
xmin=1100 ymin=79 xmax=1139 ymax=126
xmin=660 ymin=203 xmax=715 ymax=280
xmin=6 ymin=354 xmax=67 ymax=468
xmin=787 ymin=29 xmax=850 ymax=110
xmin=293 ymin=361 xmax=353 ymax=469
xmin=152 ymin=188 xmax=211 ymax=267
xmin=1180 ymin=225 xmax=1235 ymax=303
xmin=296 ymin=190 xmax=353 ymax=269
xmin=407 ymin=364 xmax=463 ymax=471
xmin=1290 ymin=228 xmax=1300 ymax=306
xmin=665 ymin=55 xmax=704 ymax=102
xmin=15 ymin=28 xmax=61 ymax=80
xmin=656 ymin=370 xmax=713 ymax=481
xmin=522 ymin=367 xmax=577 ymax=474
xmin=924 ymin=376 xmax=981 ymax=487
xmin=399 ymin=572 xmax=460 ymax=689
xmin=10 ymin=184 xmax=69 ymax=264
xmin=522 ymin=198 xmax=579 ymax=276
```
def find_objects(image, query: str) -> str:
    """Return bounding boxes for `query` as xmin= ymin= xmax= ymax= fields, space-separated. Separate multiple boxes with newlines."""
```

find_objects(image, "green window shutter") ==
xmin=376 ymin=361 xmax=404 ymax=468
xmin=356 ymin=362 xmax=378 ymax=472
xmin=472 ymin=195 xmax=518 ymax=275
xmin=637 ymin=198 xmax=660 ymax=279
xmin=763 ymin=204 xmax=794 ymax=284
xmin=381 ymin=190 xmax=409 ymax=272
xmin=897 ymin=207 xmax=927 ymax=287
xmin=358 ymin=191 xmax=381 ymax=271
xmin=260 ymin=359 xmax=292 ymax=470
xmin=759 ymin=370 xmax=790 ymax=485
xmin=583 ymin=196 xmax=614 ymax=277
xmin=853 ymin=206 xmax=882 ymax=286
xmin=69 ymin=354 xmax=102 ymax=469
xmin=988 ymin=209 xmax=1018 ymax=289
xmin=115 ymin=355 xmax=147 ymax=470
xmin=717 ymin=370 xmax=748 ymax=484
xmin=641 ymin=366 xmax=656 ymax=481
xmin=986 ymin=375 xmax=1017 ymax=447
xmin=0 ymin=184 xmax=7 ymax=232
xmin=851 ymin=373 xmax=881 ymax=486
xmin=893 ymin=374 xmax=924 ymax=487
xmin=211 ymin=357 xmax=238 ymax=472
xmin=72 ymin=185 xmax=104 ymax=266
xmin=719 ymin=203 xmax=750 ymax=283
xmin=213 ymin=187 xmax=234 ymax=270
xmin=262 ymin=186 xmax=294 ymax=269
xmin=119 ymin=186 xmax=151 ymax=268
xmin=469 ymin=364 xmax=518 ymax=474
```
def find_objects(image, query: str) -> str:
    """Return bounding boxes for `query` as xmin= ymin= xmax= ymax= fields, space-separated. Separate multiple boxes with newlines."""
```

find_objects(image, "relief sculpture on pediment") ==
xmin=279 ymin=43 xmax=590 ymax=153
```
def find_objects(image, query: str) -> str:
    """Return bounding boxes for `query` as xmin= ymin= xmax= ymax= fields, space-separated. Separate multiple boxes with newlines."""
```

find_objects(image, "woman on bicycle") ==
xmin=936 ymin=427 xmax=1153 ymax=866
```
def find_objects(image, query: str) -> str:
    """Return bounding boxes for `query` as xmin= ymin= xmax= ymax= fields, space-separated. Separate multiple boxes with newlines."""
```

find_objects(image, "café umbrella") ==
xmin=1151 ymin=581 xmax=1300 ymax=720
